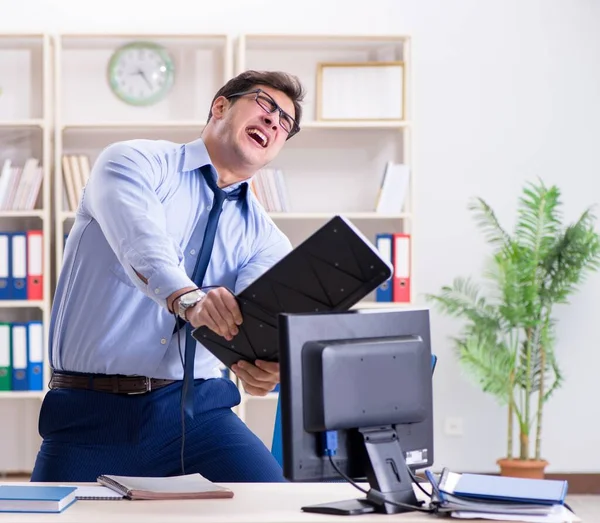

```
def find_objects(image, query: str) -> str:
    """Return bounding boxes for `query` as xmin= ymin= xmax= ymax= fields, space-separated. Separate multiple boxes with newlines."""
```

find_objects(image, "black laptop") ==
xmin=191 ymin=215 xmax=393 ymax=368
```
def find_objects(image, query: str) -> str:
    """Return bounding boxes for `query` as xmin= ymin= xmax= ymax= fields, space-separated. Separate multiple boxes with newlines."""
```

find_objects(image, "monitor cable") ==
xmin=322 ymin=432 xmax=434 ymax=514
xmin=326 ymin=454 xmax=435 ymax=514
xmin=408 ymin=469 xmax=433 ymax=499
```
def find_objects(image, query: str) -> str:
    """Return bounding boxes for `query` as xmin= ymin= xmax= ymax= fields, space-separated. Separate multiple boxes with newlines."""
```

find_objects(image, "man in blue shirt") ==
xmin=31 ymin=70 xmax=305 ymax=483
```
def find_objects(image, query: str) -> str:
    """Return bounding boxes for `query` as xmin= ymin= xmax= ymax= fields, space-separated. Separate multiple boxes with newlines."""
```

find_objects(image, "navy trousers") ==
xmin=30 ymin=377 xmax=285 ymax=483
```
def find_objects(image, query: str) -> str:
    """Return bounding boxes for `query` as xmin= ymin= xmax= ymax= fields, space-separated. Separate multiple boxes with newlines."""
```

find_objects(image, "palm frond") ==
xmin=542 ymin=207 xmax=600 ymax=304
xmin=468 ymin=196 xmax=514 ymax=255
xmin=426 ymin=276 xmax=500 ymax=331
xmin=542 ymin=348 xmax=564 ymax=402
xmin=514 ymin=180 xmax=562 ymax=256
xmin=454 ymin=333 xmax=515 ymax=403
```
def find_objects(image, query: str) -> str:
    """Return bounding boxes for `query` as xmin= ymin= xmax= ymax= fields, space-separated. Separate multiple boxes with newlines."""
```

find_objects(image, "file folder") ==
xmin=392 ymin=233 xmax=411 ymax=302
xmin=27 ymin=321 xmax=44 ymax=391
xmin=438 ymin=470 xmax=568 ymax=506
xmin=10 ymin=232 xmax=27 ymax=300
xmin=0 ymin=323 xmax=10 ymax=391
xmin=0 ymin=233 xmax=9 ymax=300
xmin=375 ymin=233 xmax=393 ymax=302
xmin=11 ymin=323 xmax=28 ymax=391
xmin=27 ymin=230 xmax=43 ymax=301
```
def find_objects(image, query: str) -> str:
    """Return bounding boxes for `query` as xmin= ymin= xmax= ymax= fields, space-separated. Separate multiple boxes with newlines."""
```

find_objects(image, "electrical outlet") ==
xmin=444 ymin=416 xmax=464 ymax=436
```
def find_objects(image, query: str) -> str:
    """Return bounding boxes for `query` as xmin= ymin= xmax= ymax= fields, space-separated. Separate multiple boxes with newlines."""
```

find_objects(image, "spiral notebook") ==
xmin=97 ymin=473 xmax=233 ymax=500
xmin=71 ymin=486 xmax=124 ymax=500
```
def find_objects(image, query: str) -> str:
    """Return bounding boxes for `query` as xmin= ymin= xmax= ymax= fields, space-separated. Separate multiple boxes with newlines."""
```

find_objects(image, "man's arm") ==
xmin=84 ymin=141 xmax=196 ymax=311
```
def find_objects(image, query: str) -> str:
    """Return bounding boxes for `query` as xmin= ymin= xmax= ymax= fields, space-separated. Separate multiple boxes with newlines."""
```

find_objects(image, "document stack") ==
xmin=426 ymin=469 xmax=581 ymax=522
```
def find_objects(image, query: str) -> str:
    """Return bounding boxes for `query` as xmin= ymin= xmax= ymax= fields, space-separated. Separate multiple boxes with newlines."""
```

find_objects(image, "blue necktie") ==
xmin=181 ymin=166 xmax=245 ymax=418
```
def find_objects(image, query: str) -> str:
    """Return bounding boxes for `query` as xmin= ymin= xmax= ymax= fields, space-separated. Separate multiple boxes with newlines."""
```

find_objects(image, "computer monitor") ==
xmin=278 ymin=308 xmax=434 ymax=516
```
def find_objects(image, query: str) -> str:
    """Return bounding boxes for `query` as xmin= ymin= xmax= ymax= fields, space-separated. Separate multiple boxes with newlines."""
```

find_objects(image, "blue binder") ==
xmin=440 ymin=471 xmax=568 ymax=506
xmin=375 ymin=233 xmax=393 ymax=302
xmin=0 ymin=232 xmax=9 ymax=300
xmin=10 ymin=232 xmax=27 ymax=300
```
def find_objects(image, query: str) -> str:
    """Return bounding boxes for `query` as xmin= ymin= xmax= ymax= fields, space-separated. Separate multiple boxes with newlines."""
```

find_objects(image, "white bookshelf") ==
xmin=0 ymin=33 xmax=53 ymax=472
xmin=234 ymin=34 xmax=414 ymax=447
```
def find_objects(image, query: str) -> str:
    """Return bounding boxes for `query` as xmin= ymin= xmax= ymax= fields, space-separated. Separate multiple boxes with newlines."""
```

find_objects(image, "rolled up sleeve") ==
xmin=83 ymin=141 xmax=194 ymax=309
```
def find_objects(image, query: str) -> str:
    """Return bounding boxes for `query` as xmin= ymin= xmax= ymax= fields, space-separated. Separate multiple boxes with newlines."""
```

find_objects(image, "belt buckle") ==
xmin=128 ymin=376 xmax=152 ymax=395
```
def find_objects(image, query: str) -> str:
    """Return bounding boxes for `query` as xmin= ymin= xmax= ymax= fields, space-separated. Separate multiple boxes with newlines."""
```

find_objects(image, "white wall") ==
xmin=2 ymin=0 xmax=599 ymax=473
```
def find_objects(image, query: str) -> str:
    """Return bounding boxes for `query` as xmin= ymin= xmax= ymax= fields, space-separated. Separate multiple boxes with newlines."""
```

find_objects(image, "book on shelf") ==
xmin=62 ymin=153 xmax=91 ymax=212
xmin=375 ymin=161 xmax=410 ymax=215
xmin=0 ymin=158 xmax=43 ymax=211
xmin=249 ymin=167 xmax=289 ymax=212
xmin=0 ymin=321 xmax=44 ymax=392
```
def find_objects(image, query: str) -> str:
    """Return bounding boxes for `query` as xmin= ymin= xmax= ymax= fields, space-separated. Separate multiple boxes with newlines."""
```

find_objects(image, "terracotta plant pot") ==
xmin=497 ymin=458 xmax=549 ymax=479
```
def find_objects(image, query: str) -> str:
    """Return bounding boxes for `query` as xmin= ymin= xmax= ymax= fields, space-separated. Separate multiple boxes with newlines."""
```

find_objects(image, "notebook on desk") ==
xmin=0 ymin=485 xmax=77 ymax=513
xmin=97 ymin=473 xmax=233 ymax=500
xmin=192 ymin=215 xmax=393 ymax=368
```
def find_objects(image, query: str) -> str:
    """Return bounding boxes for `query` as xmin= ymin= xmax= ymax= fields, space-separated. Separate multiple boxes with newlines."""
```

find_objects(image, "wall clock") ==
xmin=107 ymin=41 xmax=175 ymax=106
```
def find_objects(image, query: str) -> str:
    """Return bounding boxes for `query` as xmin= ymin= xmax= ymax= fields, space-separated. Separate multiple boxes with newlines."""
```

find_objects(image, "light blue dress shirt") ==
xmin=50 ymin=137 xmax=292 ymax=380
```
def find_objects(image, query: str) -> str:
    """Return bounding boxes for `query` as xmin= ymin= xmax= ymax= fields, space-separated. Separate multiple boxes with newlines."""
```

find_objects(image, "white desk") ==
xmin=0 ymin=482 xmax=433 ymax=522
xmin=0 ymin=482 xmax=597 ymax=522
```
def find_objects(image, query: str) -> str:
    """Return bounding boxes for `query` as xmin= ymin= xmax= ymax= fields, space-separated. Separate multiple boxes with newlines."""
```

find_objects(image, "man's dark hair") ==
xmin=207 ymin=70 xmax=305 ymax=128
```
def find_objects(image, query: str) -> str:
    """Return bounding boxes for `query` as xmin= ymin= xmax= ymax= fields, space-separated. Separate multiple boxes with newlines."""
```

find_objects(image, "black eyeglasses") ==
xmin=226 ymin=89 xmax=300 ymax=139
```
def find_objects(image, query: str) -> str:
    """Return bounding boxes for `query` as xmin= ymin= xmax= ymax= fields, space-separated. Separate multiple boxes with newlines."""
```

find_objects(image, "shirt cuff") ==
xmin=146 ymin=264 xmax=196 ymax=309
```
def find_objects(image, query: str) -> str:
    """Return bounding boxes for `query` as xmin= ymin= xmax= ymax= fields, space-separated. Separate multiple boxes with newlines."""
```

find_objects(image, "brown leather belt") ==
xmin=49 ymin=371 xmax=177 ymax=395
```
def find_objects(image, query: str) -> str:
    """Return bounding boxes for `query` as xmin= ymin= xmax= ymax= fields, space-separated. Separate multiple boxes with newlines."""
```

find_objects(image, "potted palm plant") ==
xmin=426 ymin=179 xmax=600 ymax=479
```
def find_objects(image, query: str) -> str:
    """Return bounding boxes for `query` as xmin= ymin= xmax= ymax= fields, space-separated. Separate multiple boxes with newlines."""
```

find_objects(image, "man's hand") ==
xmin=185 ymin=287 xmax=243 ymax=340
xmin=232 ymin=360 xmax=279 ymax=396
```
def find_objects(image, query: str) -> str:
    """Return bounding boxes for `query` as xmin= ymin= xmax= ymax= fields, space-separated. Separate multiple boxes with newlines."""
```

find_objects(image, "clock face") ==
xmin=107 ymin=41 xmax=175 ymax=106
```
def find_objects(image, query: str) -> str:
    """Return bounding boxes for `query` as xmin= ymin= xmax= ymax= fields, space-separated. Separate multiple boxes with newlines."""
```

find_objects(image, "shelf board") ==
xmin=352 ymin=302 xmax=413 ymax=309
xmin=61 ymin=211 xmax=76 ymax=221
xmin=0 ymin=119 xmax=45 ymax=128
xmin=0 ymin=210 xmax=45 ymax=219
xmin=0 ymin=391 xmax=45 ymax=400
xmin=60 ymin=120 xmax=407 ymax=131
xmin=269 ymin=212 xmax=411 ymax=220
xmin=243 ymin=34 xmax=409 ymax=51
xmin=302 ymin=120 xmax=409 ymax=129
xmin=0 ymin=300 xmax=45 ymax=309
xmin=61 ymin=120 xmax=207 ymax=130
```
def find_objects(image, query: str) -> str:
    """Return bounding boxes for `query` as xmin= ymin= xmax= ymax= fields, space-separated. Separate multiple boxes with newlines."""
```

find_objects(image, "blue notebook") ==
xmin=439 ymin=470 xmax=568 ymax=506
xmin=0 ymin=485 xmax=77 ymax=513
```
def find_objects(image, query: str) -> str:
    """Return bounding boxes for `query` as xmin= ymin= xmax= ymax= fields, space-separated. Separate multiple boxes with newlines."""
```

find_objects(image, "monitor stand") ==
xmin=301 ymin=426 xmax=422 ymax=516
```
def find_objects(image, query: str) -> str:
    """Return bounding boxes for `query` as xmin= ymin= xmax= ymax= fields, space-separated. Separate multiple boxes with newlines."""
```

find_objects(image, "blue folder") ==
xmin=271 ymin=354 xmax=438 ymax=465
xmin=441 ymin=472 xmax=568 ymax=506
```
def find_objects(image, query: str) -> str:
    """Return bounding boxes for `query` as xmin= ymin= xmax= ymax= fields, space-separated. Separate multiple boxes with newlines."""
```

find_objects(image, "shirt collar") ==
xmin=183 ymin=137 xmax=249 ymax=199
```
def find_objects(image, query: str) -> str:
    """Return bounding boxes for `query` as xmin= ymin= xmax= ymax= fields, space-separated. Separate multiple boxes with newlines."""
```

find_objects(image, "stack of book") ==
xmin=426 ymin=469 xmax=580 ymax=522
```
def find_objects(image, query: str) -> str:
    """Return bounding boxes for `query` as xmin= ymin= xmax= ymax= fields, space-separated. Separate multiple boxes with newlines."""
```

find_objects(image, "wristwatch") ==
xmin=177 ymin=289 xmax=206 ymax=322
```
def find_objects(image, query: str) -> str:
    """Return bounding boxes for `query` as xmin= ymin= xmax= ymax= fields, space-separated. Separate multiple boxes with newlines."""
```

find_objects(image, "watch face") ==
xmin=181 ymin=290 xmax=202 ymax=306
xmin=107 ymin=41 xmax=175 ymax=106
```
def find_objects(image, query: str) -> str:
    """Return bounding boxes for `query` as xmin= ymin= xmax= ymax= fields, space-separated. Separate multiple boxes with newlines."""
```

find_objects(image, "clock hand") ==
xmin=139 ymin=70 xmax=154 ymax=90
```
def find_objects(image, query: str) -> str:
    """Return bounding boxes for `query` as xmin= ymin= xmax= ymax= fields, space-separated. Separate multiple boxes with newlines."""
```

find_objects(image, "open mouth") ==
xmin=246 ymin=127 xmax=268 ymax=148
